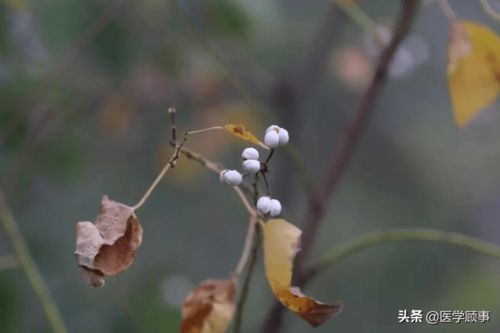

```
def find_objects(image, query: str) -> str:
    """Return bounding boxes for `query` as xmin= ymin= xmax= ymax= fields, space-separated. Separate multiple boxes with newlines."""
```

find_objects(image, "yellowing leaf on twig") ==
xmin=74 ymin=196 xmax=143 ymax=287
xmin=224 ymin=124 xmax=268 ymax=149
xmin=180 ymin=277 xmax=237 ymax=333
xmin=447 ymin=21 xmax=500 ymax=127
xmin=262 ymin=219 xmax=342 ymax=327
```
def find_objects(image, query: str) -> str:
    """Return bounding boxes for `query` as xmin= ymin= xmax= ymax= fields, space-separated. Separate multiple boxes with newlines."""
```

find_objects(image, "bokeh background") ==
xmin=1 ymin=0 xmax=500 ymax=332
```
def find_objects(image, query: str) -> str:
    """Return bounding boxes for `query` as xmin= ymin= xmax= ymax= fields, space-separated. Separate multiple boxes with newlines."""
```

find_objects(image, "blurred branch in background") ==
xmin=479 ymin=0 xmax=500 ymax=21
xmin=301 ymin=228 xmax=500 ymax=286
xmin=0 ymin=188 xmax=67 ymax=333
xmin=167 ymin=0 xmax=267 ymax=120
xmin=271 ymin=4 xmax=346 ymax=204
xmin=299 ymin=0 xmax=420 ymax=270
xmin=0 ymin=7 xmax=112 ymax=192
xmin=258 ymin=1 xmax=421 ymax=332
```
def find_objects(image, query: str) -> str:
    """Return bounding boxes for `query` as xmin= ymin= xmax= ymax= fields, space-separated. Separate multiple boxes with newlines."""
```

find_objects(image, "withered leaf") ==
xmin=223 ymin=124 xmax=268 ymax=149
xmin=180 ymin=277 xmax=237 ymax=333
xmin=75 ymin=195 xmax=143 ymax=287
xmin=262 ymin=219 xmax=342 ymax=327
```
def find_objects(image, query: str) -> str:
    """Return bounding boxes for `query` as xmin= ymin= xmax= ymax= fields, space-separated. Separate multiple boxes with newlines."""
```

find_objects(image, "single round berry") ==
xmin=278 ymin=128 xmax=289 ymax=146
xmin=257 ymin=196 xmax=272 ymax=215
xmin=222 ymin=170 xmax=242 ymax=186
xmin=269 ymin=199 xmax=282 ymax=216
xmin=264 ymin=130 xmax=280 ymax=148
xmin=241 ymin=147 xmax=259 ymax=160
xmin=242 ymin=159 xmax=261 ymax=174
xmin=266 ymin=125 xmax=280 ymax=134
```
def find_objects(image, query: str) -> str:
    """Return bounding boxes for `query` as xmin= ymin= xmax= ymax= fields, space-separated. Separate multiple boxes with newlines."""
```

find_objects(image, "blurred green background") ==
xmin=0 ymin=0 xmax=499 ymax=332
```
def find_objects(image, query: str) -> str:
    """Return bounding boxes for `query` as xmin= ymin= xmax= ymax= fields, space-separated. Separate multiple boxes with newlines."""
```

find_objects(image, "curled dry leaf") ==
xmin=224 ymin=124 xmax=268 ymax=149
xmin=448 ymin=21 xmax=500 ymax=127
xmin=180 ymin=277 xmax=237 ymax=333
xmin=74 ymin=195 xmax=143 ymax=287
xmin=262 ymin=219 xmax=342 ymax=327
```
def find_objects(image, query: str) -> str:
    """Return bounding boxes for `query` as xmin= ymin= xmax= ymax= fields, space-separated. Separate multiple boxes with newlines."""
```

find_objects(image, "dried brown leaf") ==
xmin=74 ymin=195 xmax=143 ymax=287
xmin=180 ymin=277 xmax=237 ymax=333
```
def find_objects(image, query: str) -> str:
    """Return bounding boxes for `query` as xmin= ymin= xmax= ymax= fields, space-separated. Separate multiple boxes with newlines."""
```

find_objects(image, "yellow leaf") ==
xmin=180 ymin=277 xmax=237 ymax=333
xmin=261 ymin=219 xmax=342 ymax=327
xmin=447 ymin=21 xmax=500 ymax=127
xmin=224 ymin=124 xmax=268 ymax=149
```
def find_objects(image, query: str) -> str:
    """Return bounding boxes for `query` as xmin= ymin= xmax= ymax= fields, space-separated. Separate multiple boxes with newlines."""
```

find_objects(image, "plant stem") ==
xmin=233 ymin=186 xmax=257 ymax=217
xmin=299 ymin=0 xmax=420 ymax=270
xmin=233 ymin=225 xmax=261 ymax=333
xmin=0 ymin=190 xmax=68 ymax=333
xmin=333 ymin=0 xmax=377 ymax=32
xmin=132 ymin=137 xmax=187 ymax=210
xmin=133 ymin=110 xmax=188 ymax=210
xmin=437 ymin=0 xmax=457 ymax=20
xmin=300 ymin=228 xmax=500 ymax=285
xmin=187 ymin=126 xmax=224 ymax=135
xmin=233 ymin=174 xmax=261 ymax=333
xmin=235 ymin=217 xmax=257 ymax=275
xmin=479 ymin=0 xmax=500 ymax=21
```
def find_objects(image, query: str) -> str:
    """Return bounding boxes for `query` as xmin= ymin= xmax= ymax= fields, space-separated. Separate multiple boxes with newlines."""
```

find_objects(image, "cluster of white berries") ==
xmin=219 ymin=147 xmax=261 ymax=186
xmin=219 ymin=125 xmax=289 ymax=217
xmin=256 ymin=196 xmax=281 ymax=216
xmin=263 ymin=125 xmax=289 ymax=148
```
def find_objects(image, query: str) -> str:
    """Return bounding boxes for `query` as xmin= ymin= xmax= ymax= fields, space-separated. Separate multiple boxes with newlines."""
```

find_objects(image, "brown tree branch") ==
xmin=299 ymin=0 xmax=420 ymax=266
xmin=258 ymin=1 xmax=420 ymax=332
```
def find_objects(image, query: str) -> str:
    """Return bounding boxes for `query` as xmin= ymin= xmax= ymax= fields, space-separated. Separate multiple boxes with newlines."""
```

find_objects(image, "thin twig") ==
xmin=187 ymin=126 xmax=224 ymax=135
xmin=333 ymin=0 xmax=377 ymax=32
xmin=233 ymin=186 xmax=257 ymax=217
xmin=299 ymin=228 xmax=500 ymax=286
xmin=233 ymin=226 xmax=261 ymax=333
xmin=258 ymin=1 xmax=420 ymax=332
xmin=0 ymin=255 xmax=19 ymax=271
xmin=234 ymin=217 xmax=257 ymax=275
xmin=133 ymin=136 xmax=187 ymax=210
xmin=233 ymin=174 xmax=262 ymax=333
xmin=437 ymin=0 xmax=457 ymax=20
xmin=0 ymin=189 xmax=67 ymax=333
xmin=479 ymin=0 xmax=500 ymax=21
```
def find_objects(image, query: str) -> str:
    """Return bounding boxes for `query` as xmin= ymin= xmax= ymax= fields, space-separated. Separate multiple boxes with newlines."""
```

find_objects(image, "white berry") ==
xmin=242 ymin=159 xmax=261 ymax=174
xmin=241 ymin=147 xmax=259 ymax=160
xmin=278 ymin=128 xmax=289 ymax=146
xmin=221 ymin=170 xmax=242 ymax=186
xmin=264 ymin=130 xmax=280 ymax=148
xmin=266 ymin=125 xmax=280 ymax=134
xmin=257 ymin=196 xmax=272 ymax=215
xmin=269 ymin=199 xmax=282 ymax=216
